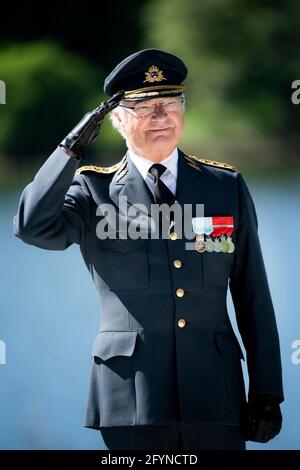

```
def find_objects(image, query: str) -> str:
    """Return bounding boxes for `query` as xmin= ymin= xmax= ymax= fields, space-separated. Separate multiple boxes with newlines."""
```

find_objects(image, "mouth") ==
xmin=148 ymin=127 xmax=172 ymax=132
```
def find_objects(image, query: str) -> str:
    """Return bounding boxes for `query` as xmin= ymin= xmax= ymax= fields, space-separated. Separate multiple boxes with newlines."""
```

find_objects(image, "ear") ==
xmin=113 ymin=108 xmax=127 ymax=124
xmin=112 ymin=108 xmax=121 ymax=123
xmin=114 ymin=108 xmax=128 ymax=135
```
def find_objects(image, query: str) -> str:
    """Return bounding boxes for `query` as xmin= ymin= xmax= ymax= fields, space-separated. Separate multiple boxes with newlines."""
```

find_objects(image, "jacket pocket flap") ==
xmin=214 ymin=331 xmax=245 ymax=361
xmin=91 ymin=331 xmax=138 ymax=361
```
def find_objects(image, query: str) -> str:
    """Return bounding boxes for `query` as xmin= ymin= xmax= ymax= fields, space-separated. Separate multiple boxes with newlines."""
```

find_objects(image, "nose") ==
xmin=152 ymin=104 xmax=167 ymax=118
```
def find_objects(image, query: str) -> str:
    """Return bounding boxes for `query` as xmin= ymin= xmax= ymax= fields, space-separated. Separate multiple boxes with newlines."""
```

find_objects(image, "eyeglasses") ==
xmin=118 ymin=97 xmax=184 ymax=118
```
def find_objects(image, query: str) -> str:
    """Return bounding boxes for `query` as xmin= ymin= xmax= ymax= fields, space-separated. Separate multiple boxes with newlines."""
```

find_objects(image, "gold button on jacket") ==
xmin=176 ymin=288 xmax=185 ymax=297
xmin=178 ymin=319 xmax=186 ymax=328
xmin=173 ymin=259 xmax=182 ymax=268
xmin=169 ymin=231 xmax=178 ymax=240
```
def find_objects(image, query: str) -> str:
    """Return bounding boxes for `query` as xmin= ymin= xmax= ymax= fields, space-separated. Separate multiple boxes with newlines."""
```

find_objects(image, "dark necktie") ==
xmin=148 ymin=163 xmax=176 ymax=206
xmin=148 ymin=163 xmax=176 ymax=234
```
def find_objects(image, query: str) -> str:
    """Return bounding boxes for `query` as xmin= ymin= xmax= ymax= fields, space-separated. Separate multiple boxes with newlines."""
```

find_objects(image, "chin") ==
xmin=149 ymin=140 xmax=177 ymax=155
xmin=148 ymin=133 xmax=176 ymax=146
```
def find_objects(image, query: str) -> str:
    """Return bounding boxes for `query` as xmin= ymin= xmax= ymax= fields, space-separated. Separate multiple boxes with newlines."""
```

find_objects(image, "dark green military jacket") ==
xmin=13 ymin=146 xmax=284 ymax=429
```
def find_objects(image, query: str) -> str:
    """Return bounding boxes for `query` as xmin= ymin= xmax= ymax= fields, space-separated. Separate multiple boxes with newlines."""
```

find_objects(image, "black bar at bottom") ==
xmin=0 ymin=450 xmax=300 ymax=466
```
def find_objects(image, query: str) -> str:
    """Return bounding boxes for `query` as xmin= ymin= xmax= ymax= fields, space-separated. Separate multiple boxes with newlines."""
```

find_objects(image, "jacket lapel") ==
xmin=109 ymin=152 xmax=154 ymax=218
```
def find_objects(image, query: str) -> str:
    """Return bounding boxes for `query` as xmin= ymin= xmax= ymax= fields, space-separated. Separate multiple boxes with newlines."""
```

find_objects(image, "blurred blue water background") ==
xmin=0 ymin=177 xmax=299 ymax=449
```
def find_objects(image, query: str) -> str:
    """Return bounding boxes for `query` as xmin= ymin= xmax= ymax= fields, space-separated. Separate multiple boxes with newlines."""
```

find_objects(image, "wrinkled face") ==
xmin=113 ymin=96 xmax=185 ymax=161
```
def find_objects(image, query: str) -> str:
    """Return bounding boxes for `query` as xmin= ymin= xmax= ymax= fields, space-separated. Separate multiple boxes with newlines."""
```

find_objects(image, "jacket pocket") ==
xmin=91 ymin=331 xmax=138 ymax=361
xmin=202 ymin=252 xmax=234 ymax=289
xmin=90 ymin=331 xmax=138 ymax=426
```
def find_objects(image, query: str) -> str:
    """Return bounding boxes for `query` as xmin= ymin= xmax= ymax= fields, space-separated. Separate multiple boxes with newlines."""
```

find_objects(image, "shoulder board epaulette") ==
xmin=76 ymin=157 xmax=125 ymax=175
xmin=187 ymin=155 xmax=238 ymax=172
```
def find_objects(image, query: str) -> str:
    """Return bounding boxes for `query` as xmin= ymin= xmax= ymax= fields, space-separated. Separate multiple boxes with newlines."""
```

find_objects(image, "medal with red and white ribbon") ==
xmin=211 ymin=216 xmax=235 ymax=253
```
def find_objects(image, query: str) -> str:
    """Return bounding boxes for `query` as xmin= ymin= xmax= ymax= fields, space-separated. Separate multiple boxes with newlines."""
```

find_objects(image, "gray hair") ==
xmin=108 ymin=107 xmax=127 ymax=139
xmin=108 ymin=94 xmax=186 ymax=140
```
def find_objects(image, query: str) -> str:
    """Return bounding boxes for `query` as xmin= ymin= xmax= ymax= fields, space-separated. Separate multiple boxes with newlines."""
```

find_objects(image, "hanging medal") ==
xmin=213 ymin=237 xmax=222 ymax=252
xmin=192 ymin=217 xmax=213 ymax=253
xmin=195 ymin=234 xmax=205 ymax=253
xmin=205 ymin=236 xmax=215 ymax=252
xmin=226 ymin=236 xmax=235 ymax=253
xmin=211 ymin=216 xmax=234 ymax=253
xmin=220 ymin=234 xmax=229 ymax=252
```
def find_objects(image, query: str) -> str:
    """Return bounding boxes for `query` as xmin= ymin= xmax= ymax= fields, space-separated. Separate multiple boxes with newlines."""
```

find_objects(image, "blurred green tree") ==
xmin=142 ymin=0 xmax=300 ymax=167
xmin=0 ymin=41 xmax=122 ymax=163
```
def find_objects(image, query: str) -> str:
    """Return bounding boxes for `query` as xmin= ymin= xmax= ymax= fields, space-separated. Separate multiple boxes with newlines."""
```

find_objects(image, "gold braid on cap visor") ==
xmin=123 ymin=84 xmax=186 ymax=101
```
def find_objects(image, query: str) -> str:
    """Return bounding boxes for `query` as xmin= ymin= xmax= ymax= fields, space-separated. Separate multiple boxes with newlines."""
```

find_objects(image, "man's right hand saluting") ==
xmin=59 ymin=90 xmax=125 ymax=161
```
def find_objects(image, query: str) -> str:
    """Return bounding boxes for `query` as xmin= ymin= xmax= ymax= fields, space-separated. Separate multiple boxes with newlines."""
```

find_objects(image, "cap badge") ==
xmin=143 ymin=65 xmax=167 ymax=83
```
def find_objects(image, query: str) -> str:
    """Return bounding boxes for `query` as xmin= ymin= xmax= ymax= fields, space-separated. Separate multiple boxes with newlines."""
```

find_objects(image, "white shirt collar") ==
xmin=128 ymin=147 xmax=178 ymax=181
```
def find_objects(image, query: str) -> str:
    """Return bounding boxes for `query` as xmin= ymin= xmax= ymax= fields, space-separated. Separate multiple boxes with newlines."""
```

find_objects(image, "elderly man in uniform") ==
xmin=13 ymin=49 xmax=284 ymax=450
